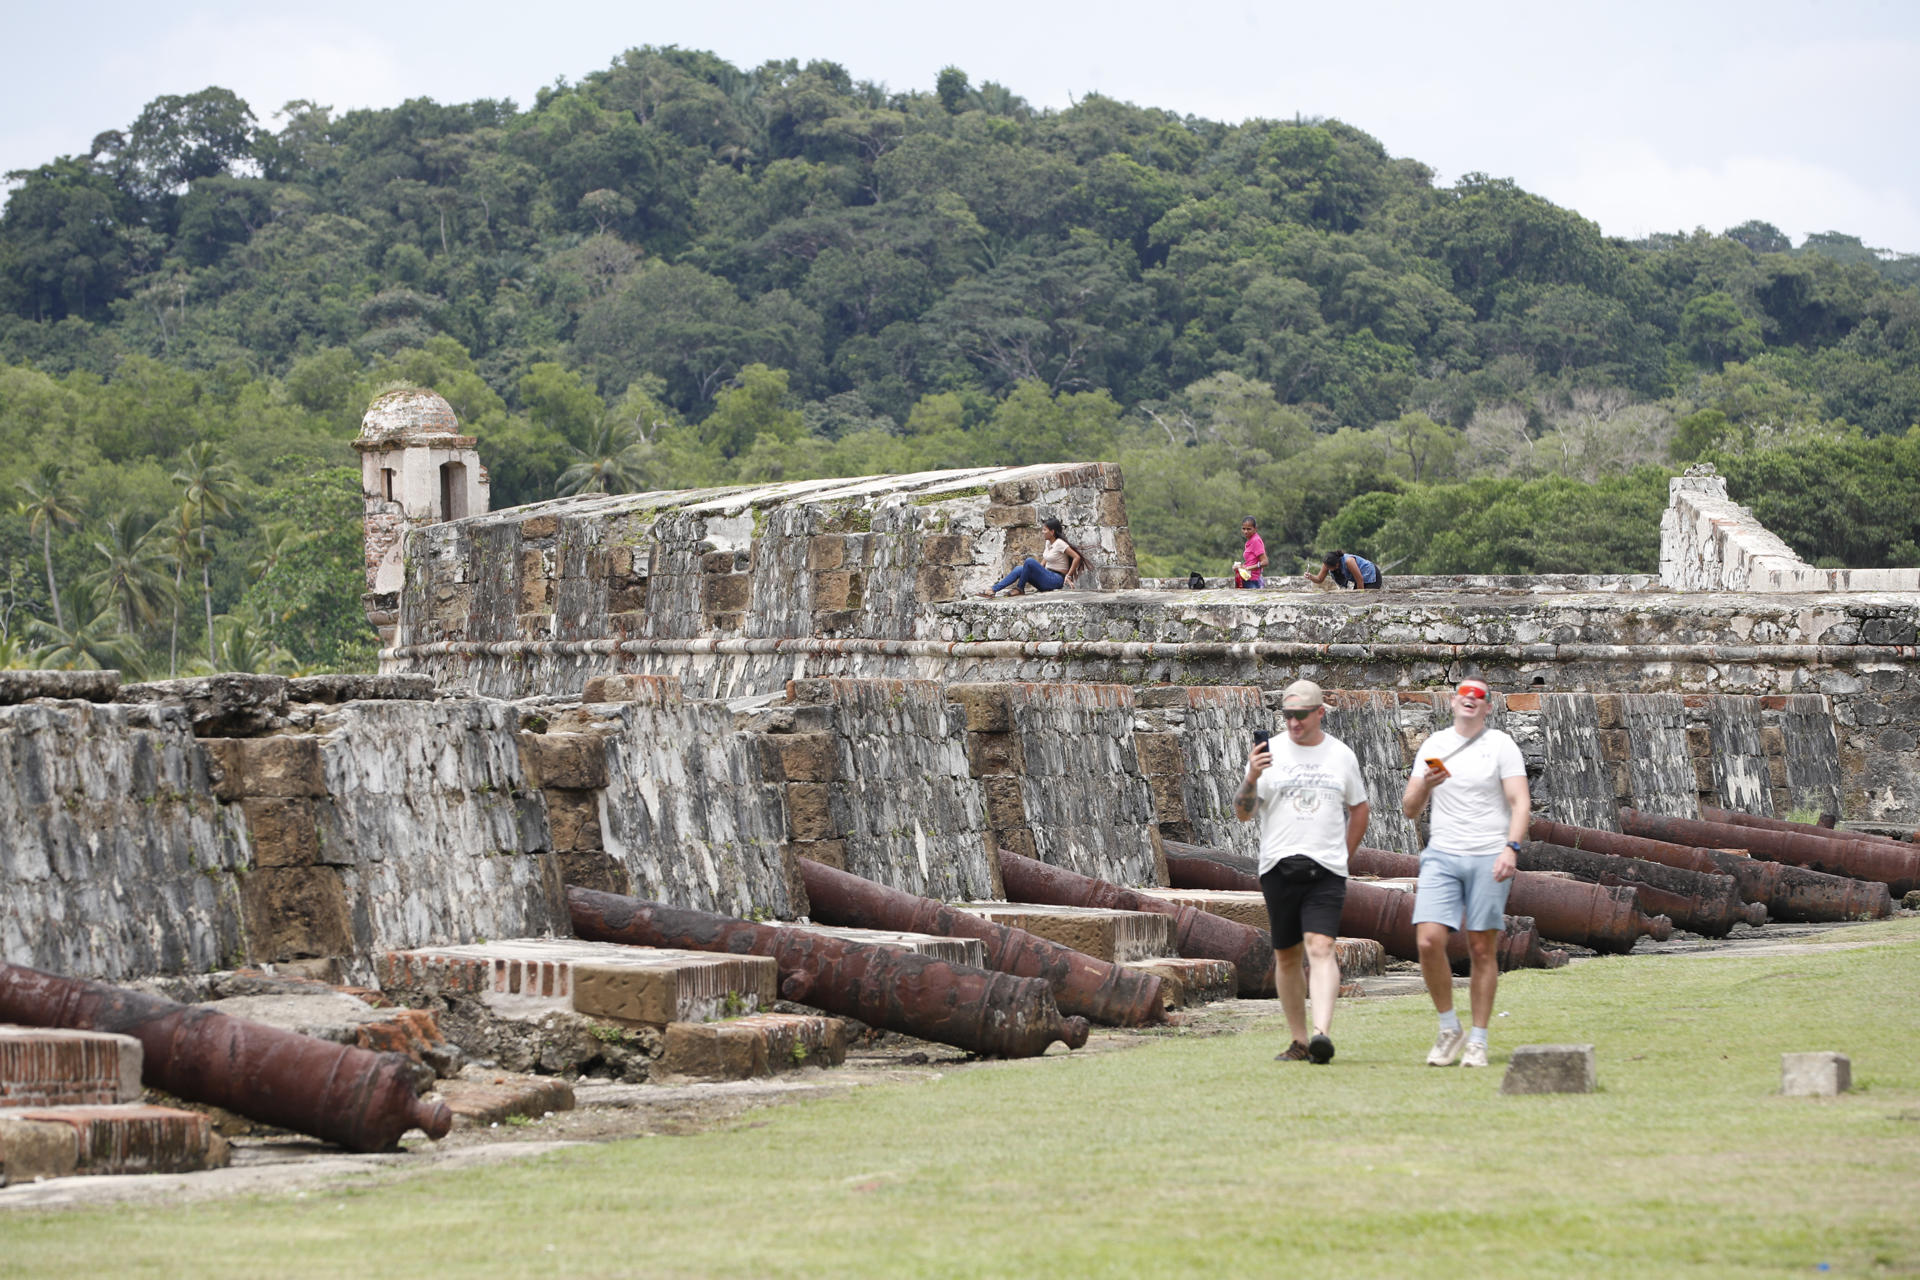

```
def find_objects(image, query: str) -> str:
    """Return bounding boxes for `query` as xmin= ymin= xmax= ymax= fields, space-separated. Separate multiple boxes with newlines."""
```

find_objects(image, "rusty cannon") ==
xmin=1621 ymin=809 xmax=1917 ymax=899
xmin=996 ymin=848 xmax=1276 ymax=996
xmin=1530 ymin=817 xmax=1892 ymax=923
xmin=1515 ymin=840 xmax=1765 ymax=938
xmin=1349 ymin=845 xmax=1673 ymax=952
xmin=1162 ymin=842 xmax=1566 ymax=973
xmin=0 ymin=962 xmax=451 ymax=1152
xmin=1701 ymin=806 xmax=1919 ymax=852
xmin=797 ymin=857 xmax=1166 ymax=1026
xmin=567 ymin=886 xmax=1088 ymax=1057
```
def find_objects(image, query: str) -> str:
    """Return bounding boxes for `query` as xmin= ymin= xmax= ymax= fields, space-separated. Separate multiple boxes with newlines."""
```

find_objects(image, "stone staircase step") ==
xmin=950 ymin=903 xmax=1172 ymax=963
xmin=1124 ymin=958 xmax=1237 ymax=1008
xmin=0 ymin=1026 xmax=142 ymax=1109
xmin=1135 ymin=889 xmax=1389 ymax=976
xmin=379 ymin=938 xmax=778 ymax=1026
xmin=434 ymin=1069 xmax=576 ymax=1128
xmin=658 ymin=1013 xmax=848 ymax=1081
xmin=0 ymin=1104 xmax=228 ymax=1180
xmin=781 ymin=924 xmax=985 ymax=968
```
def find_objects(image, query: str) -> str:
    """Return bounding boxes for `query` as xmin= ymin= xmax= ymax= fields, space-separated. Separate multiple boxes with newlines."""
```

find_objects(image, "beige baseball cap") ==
xmin=1280 ymin=679 xmax=1324 ymax=710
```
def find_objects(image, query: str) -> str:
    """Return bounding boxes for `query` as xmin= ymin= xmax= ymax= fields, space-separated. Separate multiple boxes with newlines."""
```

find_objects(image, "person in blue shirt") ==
xmin=1306 ymin=549 xmax=1382 ymax=591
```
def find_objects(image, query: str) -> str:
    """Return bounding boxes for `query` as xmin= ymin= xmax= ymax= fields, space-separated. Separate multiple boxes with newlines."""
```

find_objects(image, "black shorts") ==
xmin=1258 ymin=862 xmax=1348 ymax=950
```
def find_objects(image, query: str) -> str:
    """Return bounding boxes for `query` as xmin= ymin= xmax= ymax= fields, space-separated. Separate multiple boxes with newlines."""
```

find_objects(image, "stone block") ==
xmin=436 ymin=1069 xmax=575 ymax=1128
xmin=204 ymin=736 xmax=327 ymax=801
xmin=241 ymin=797 xmax=320 ymax=868
xmin=1686 ymin=725 xmax=1712 ymax=756
xmin=383 ymin=940 xmax=779 ymax=1025
xmin=967 ymin=731 xmax=1025 ymax=777
xmin=549 ymin=850 xmax=629 ymax=898
xmin=1503 ymin=693 xmax=1541 ymax=712
xmin=117 ymin=673 xmax=289 ymax=736
xmin=1593 ymin=694 xmax=1623 ymax=729
xmin=701 ymin=573 xmax=751 ymax=613
xmin=954 ymin=903 xmax=1172 ymax=963
xmin=700 ymin=550 xmax=735 ymax=574
xmin=0 ymin=1028 xmax=142 ymax=1108
xmin=982 ymin=776 xmax=1028 ymax=829
xmin=608 ymin=579 xmax=649 ymax=612
xmin=914 ymin=565 xmax=960 ymax=603
xmin=993 ymin=827 xmax=1038 ymax=860
xmin=545 ymin=788 xmax=603 ymax=851
xmin=812 ymin=570 xmax=851 ymax=610
xmin=1097 ymin=566 xmax=1139 ymax=591
xmin=285 ymin=674 xmax=435 ymax=704
xmin=758 ymin=732 xmax=838 ymax=783
xmin=989 ymin=479 xmax=1039 ymax=505
xmin=1500 ymin=1044 xmax=1598 ymax=1095
xmin=582 ymin=674 xmax=680 ymax=704
xmin=0 ymin=1104 xmax=227 ymax=1175
xmin=1133 ymin=732 xmax=1185 ymax=777
xmin=813 ymin=609 xmax=860 ymax=632
xmin=1096 ymin=491 xmax=1128 ymax=526
xmin=1135 ymin=686 xmax=1190 ymax=709
xmin=519 ymin=553 xmax=551 ymax=613
xmin=785 ymin=782 xmax=837 ymax=841
xmin=659 ymin=1014 xmax=848 ymax=1080
xmin=1597 ymin=730 xmax=1631 ymax=763
xmin=1003 ymin=527 xmax=1045 ymax=560
xmin=520 ymin=515 xmax=559 ymax=539
xmin=783 ymin=924 xmax=986 ymax=969
xmin=1781 ymin=1051 xmax=1851 ymax=1096
xmin=807 ymin=536 xmax=847 ymax=571
xmin=1126 ymin=957 xmax=1236 ymax=1008
xmin=518 ymin=732 xmax=609 ymax=790
xmin=948 ymin=683 xmax=1013 ymax=732
xmin=785 ymin=839 xmax=846 ymax=871
xmin=920 ymin=533 xmax=973 ymax=565
xmin=0 ymin=1114 xmax=79 ymax=1181
xmin=0 ymin=669 xmax=119 ymax=705
xmin=1147 ymin=774 xmax=1188 ymax=823
xmin=240 ymin=866 xmax=354 ymax=962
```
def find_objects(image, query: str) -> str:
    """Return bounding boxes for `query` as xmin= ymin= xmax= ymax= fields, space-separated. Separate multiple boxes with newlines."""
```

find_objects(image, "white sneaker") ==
xmin=1460 ymin=1041 xmax=1489 ymax=1068
xmin=1426 ymin=1025 xmax=1468 ymax=1066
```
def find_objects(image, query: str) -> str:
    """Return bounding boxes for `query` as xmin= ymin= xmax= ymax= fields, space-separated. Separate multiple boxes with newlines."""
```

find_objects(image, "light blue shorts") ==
xmin=1411 ymin=846 xmax=1512 ymax=933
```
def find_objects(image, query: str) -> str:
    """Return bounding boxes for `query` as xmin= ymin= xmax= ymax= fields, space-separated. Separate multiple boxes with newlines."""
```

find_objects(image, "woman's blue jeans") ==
xmin=992 ymin=558 xmax=1065 ymax=593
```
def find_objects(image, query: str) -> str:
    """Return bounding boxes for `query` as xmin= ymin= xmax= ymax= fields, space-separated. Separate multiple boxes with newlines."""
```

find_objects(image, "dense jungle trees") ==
xmin=3 ymin=47 xmax=1919 ymax=672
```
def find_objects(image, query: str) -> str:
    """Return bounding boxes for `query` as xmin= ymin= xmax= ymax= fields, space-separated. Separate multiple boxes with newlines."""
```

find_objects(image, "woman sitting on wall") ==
xmin=979 ymin=518 xmax=1086 ymax=597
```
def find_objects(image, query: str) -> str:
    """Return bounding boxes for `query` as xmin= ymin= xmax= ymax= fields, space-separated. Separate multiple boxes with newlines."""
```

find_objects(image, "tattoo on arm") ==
xmin=1233 ymin=777 xmax=1258 ymax=820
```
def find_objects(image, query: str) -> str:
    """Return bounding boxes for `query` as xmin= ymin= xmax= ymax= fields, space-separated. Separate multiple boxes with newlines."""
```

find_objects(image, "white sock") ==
xmin=1438 ymin=1010 xmax=1461 ymax=1033
xmin=1467 ymin=1026 xmax=1489 ymax=1047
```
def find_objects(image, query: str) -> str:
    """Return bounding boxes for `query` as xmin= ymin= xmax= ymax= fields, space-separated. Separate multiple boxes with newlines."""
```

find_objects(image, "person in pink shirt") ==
xmin=1234 ymin=517 xmax=1267 ymax=588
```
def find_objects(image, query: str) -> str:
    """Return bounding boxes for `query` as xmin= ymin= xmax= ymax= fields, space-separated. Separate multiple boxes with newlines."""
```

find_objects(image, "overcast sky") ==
xmin=5 ymin=0 xmax=1918 ymax=253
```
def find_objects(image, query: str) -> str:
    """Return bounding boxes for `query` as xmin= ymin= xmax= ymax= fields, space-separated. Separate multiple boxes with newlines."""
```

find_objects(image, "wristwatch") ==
xmin=1506 ymin=841 xmax=1523 ymax=853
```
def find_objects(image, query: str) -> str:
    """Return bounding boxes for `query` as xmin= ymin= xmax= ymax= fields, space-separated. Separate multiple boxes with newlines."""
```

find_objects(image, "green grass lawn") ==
xmin=8 ymin=924 xmax=1920 ymax=1279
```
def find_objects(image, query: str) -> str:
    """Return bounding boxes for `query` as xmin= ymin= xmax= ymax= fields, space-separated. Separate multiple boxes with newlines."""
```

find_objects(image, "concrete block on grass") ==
xmin=436 ymin=1069 xmax=576 ymax=1128
xmin=0 ymin=1027 xmax=143 ymax=1107
xmin=1500 ymin=1044 xmax=1597 ymax=1095
xmin=1781 ymin=1051 xmax=1851 ymax=1096
xmin=0 ymin=1105 xmax=228 ymax=1176
xmin=659 ymin=1014 xmax=848 ymax=1080
xmin=1125 ymin=957 xmax=1236 ymax=1008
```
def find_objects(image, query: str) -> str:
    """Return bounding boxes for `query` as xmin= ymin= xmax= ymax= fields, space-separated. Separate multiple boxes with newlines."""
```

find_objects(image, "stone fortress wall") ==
xmin=2 ymin=389 xmax=1915 ymax=984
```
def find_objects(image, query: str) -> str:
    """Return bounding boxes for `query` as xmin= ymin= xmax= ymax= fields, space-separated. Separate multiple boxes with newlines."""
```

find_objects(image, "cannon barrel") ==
xmin=995 ymin=849 xmax=1275 ymax=996
xmin=1349 ymin=845 xmax=1672 ymax=951
xmin=797 ymin=858 xmax=1165 ymax=1026
xmin=1530 ymin=817 xmax=1893 ymax=923
xmin=566 ymin=887 xmax=1088 ymax=1057
xmin=1161 ymin=842 xmax=1566 ymax=973
xmin=1700 ymin=806 xmax=1918 ymax=851
xmin=0 ymin=962 xmax=451 ymax=1152
xmin=1534 ymin=818 xmax=1888 ymax=922
xmin=1515 ymin=840 xmax=1763 ymax=937
xmin=1621 ymin=810 xmax=1917 ymax=898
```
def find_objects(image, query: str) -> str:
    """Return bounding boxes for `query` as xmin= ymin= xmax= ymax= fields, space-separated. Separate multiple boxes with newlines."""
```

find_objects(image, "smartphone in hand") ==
xmin=1423 ymin=756 xmax=1449 ymax=780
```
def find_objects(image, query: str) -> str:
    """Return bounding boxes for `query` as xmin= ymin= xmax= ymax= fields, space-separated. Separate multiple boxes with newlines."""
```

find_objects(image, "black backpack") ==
xmin=1187 ymin=571 xmax=1205 ymax=590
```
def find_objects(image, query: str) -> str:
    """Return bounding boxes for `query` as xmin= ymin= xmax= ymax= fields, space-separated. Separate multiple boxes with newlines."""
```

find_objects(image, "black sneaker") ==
xmin=1308 ymin=1033 xmax=1335 ymax=1064
xmin=1274 ymin=1040 xmax=1310 ymax=1062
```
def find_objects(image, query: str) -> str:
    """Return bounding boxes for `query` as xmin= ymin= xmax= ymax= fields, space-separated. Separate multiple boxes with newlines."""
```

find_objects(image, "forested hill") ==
xmin=4 ymin=47 xmax=1920 ymax=676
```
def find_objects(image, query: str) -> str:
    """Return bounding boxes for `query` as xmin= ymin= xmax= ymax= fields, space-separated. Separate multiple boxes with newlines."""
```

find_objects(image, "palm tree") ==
xmin=556 ymin=415 xmax=652 ymax=496
xmin=14 ymin=462 xmax=80 ymax=631
xmin=171 ymin=442 xmax=238 ymax=664
xmin=158 ymin=501 xmax=200 ymax=677
xmin=247 ymin=522 xmax=315 ymax=579
xmin=28 ymin=582 xmax=139 ymax=673
xmin=195 ymin=612 xmax=295 ymax=676
xmin=84 ymin=512 xmax=174 ymax=638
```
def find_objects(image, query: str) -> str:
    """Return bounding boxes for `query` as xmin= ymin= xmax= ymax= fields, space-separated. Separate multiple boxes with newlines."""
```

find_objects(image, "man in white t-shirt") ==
xmin=1234 ymin=679 xmax=1370 ymax=1065
xmin=1400 ymin=673 xmax=1531 ymax=1069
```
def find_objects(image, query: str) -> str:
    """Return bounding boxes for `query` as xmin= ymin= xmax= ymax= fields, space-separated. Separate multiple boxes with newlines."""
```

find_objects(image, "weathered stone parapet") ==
xmin=1660 ymin=470 xmax=1920 ymax=593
